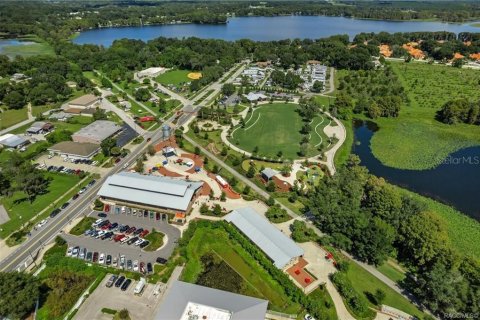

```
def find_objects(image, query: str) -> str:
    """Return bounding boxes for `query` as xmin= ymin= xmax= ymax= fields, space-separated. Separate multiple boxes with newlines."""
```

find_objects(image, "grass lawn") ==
xmin=0 ymin=37 xmax=54 ymax=58
xmin=377 ymin=259 xmax=406 ymax=283
xmin=144 ymin=230 xmax=165 ymax=251
xmin=296 ymin=165 xmax=324 ymax=188
xmin=241 ymin=159 xmax=284 ymax=172
xmin=307 ymin=287 xmax=338 ymax=320
xmin=230 ymin=103 xmax=328 ymax=160
xmin=156 ymin=70 xmax=191 ymax=86
xmin=276 ymin=197 xmax=305 ymax=215
xmin=0 ymin=108 xmax=28 ymax=129
xmin=0 ymin=172 xmax=81 ymax=239
xmin=346 ymin=261 xmax=427 ymax=319
xmin=181 ymin=224 xmax=302 ymax=314
xmin=369 ymin=61 xmax=480 ymax=170
xmin=334 ymin=117 xmax=353 ymax=168
xmin=70 ymin=217 xmax=97 ymax=236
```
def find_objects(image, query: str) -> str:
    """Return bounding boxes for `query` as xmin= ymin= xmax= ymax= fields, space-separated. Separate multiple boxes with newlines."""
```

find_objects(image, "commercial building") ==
xmin=225 ymin=207 xmax=304 ymax=269
xmin=155 ymin=281 xmax=268 ymax=320
xmin=48 ymin=141 xmax=100 ymax=160
xmin=26 ymin=121 xmax=54 ymax=134
xmin=67 ymin=94 xmax=101 ymax=109
xmin=72 ymin=120 xmax=121 ymax=144
xmin=0 ymin=134 xmax=29 ymax=149
xmin=97 ymin=172 xmax=203 ymax=214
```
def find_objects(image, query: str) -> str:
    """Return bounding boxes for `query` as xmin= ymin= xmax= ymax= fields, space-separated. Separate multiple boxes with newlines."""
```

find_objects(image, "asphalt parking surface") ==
xmin=74 ymin=274 xmax=166 ymax=320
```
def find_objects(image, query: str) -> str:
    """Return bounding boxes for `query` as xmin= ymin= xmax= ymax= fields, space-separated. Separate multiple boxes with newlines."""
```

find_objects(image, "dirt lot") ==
xmin=74 ymin=274 xmax=166 ymax=320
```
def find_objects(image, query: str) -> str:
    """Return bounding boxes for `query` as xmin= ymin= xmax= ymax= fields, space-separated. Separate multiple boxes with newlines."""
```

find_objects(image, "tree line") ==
xmin=437 ymin=98 xmax=480 ymax=125
xmin=308 ymin=156 xmax=480 ymax=317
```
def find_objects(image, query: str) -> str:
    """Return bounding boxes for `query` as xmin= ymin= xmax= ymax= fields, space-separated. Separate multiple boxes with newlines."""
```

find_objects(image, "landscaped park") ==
xmin=230 ymin=103 xmax=330 ymax=160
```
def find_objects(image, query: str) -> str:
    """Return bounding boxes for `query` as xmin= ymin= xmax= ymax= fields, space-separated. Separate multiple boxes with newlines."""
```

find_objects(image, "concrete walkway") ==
xmin=0 ymin=103 xmax=35 ymax=135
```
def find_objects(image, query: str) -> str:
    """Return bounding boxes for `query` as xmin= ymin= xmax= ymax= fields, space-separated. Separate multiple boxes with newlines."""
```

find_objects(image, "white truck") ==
xmin=134 ymin=277 xmax=146 ymax=295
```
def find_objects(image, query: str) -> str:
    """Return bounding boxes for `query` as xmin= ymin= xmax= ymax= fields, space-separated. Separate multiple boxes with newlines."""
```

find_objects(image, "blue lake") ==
xmin=352 ymin=121 xmax=480 ymax=220
xmin=73 ymin=16 xmax=480 ymax=46
xmin=0 ymin=39 xmax=35 ymax=52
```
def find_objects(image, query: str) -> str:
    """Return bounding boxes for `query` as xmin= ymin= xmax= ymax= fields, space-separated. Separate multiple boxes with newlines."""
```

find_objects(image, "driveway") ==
xmin=74 ymin=274 xmax=165 ymax=320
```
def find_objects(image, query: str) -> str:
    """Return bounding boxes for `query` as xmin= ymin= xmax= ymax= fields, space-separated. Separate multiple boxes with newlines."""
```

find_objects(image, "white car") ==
xmin=36 ymin=219 xmax=48 ymax=229
xmin=112 ymin=257 xmax=118 ymax=267
xmin=133 ymin=260 xmax=139 ymax=272
xmin=48 ymin=154 xmax=54 ymax=159
xmin=66 ymin=246 xmax=73 ymax=256
xmin=92 ymin=218 xmax=103 ymax=227
xmin=121 ymin=236 xmax=131 ymax=244
xmin=95 ymin=230 xmax=106 ymax=239
xmin=72 ymin=247 xmax=79 ymax=257
xmin=134 ymin=239 xmax=144 ymax=246
xmin=132 ymin=209 xmax=137 ymax=216
xmin=120 ymin=255 xmax=126 ymax=268
xmin=99 ymin=253 xmax=105 ymax=264
xmin=304 ymin=314 xmax=316 ymax=320
xmin=121 ymin=206 xmax=126 ymax=213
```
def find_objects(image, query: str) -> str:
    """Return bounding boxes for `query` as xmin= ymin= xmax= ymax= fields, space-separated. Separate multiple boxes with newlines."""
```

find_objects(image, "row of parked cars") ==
xmin=84 ymin=218 xmax=151 ymax=249
xmin=66 ymin=246 xmax=154 ymax=274
xmin=38 ymin=163 xmax=86 ymax=175
xmin=106 ymin=275 xmax=132 ymax=291
xmin=108 ymin=205 xmax=165 ymax=221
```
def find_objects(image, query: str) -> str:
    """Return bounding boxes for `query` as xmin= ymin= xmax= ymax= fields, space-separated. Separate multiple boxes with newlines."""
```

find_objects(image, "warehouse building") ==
xmin=26 ymin=121 xmax=54 ymax=135
xmin=97 ymin=172 xmax=203 ymax=214
xmin=155 ymin=281 xmax=268 ymax=320
xmin=48 ymin=141 xmax=100 ymax=160
xmin=68 ymin=94 xmax=100 ymax=109
xmin=72 ymin=120 xmax=121 ymax=144
xmin=225 ymin=207 xmax=304 ymax=269
xmin=0 ymin=134 xmax=29 ymax=150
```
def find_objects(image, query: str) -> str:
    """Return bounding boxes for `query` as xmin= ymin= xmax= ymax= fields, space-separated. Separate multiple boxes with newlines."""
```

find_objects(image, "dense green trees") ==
xmin=437 ymin=98 xmax=480 ymax=125
xmin=0 ymin=272 xmax=40 ymax=319
xmin=308 ymin=156 xmax=480 ymax=317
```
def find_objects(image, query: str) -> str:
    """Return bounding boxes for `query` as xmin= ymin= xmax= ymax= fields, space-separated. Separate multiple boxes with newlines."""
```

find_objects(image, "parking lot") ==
xmin=74 ymin=274 xmax=165 ymax=320
xmin=36 ymin=154 xmax=110 ymax=176
xmin=61 ymin=206 xmax=180 ymax=270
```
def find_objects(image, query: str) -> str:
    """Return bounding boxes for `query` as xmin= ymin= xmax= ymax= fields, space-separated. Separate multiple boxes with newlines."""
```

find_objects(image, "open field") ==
xmin=369 ymin=61 xmax=480 ymax=170
xmin=0 ymin=172 xmax=81 ymax=239
xmin=181 ymin=223 xmax=302 ymax=314
xmin=231 ymin=103 xmax=328 ymax=160
xmin=0 ymin=36 xmax=54 ymax=58
xmin=0 ymin=108 xmax=28 ymax=129
xmin=156 ymin=70 xmax=191 ymax=86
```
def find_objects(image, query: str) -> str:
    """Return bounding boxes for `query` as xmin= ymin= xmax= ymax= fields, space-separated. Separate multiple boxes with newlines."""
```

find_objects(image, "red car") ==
xmin=101 ymin=223 xmax=111 ymax=230
xmin=139 ymin=230 xmax=149 ymax=238
xmin=114 ymin=234 xmax=126 ymax=242
xmin=125 ymin=227 xmax=136 ymax=235
xmin=155 ymin=212 xmax=160 ymax=220
xmin=93 ymin=252 xmax=99 ymax=262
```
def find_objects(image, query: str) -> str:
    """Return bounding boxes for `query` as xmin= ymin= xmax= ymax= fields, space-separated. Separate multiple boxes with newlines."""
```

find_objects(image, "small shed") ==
xmin=261 ymin=168 xmax=279 ymax=181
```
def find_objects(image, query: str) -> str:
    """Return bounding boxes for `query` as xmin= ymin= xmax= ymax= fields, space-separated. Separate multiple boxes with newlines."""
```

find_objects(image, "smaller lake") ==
xmin=352 ymin=120 xmax=480 ymax=221
xmin=73 ymin=16 xmax=480 ymax=47
xmin=0 ymin=39 xmax=35 ymax=51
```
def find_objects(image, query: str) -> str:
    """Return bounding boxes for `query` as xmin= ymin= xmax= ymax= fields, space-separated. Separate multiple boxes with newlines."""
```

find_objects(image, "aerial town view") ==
xmin=0 ymin=1 xmax=480 ymax=320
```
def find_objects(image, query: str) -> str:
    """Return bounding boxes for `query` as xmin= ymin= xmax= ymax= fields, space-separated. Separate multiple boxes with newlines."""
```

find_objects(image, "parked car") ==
xmin=72 ymin=193 xmax=79 ymax=200
xmin=86 ymin=251 xmax=93 ymax=261
xmin=139 ymin=240 xmax=149 ymax=249
xmin=134 ymin=238 xmax=144 ymax=246
xmin=106 ymin=255 xmax=112 ymax=265
xmin=108 ymin=222 xmax=118 ymax=230
xmin=72 ymin=246 xmax=79 ymax=257
xmin=139 ymin=230 xmax=149 ymax=238
xmin=66 ymin=246 xmax=73 ymax=256
xmin=133 ymin=260 xmax=139 ymax=272
xmin=143 ymin=210 xmax=148 ymax=217
xmin=147 ymin=262 xmax=153 ymax=274
xmin=112 ymin=257 xmax=118 ymax=267
xmin=155 ymin=212 xmax=160 ymax=220
xmin=125 ymin=227 xmax=136 ymax=235
xmin=101 ymin=223 xmax=111 ymax=231
xmin=98 ymin=212 xmax=107 ymax=218
xmin=96 ymin=230 xmax=106 ymax=239
xmin=79 ymin=248 xmax=86 ymax=259
xmin=79 ymin=187 xmax=87 ymax=194
xmin=50 ymin=208 xmax=61 ymax=218
xmin=121 ymin=279 xmax=132 ymax=291
xmin=120 ymin=255 xmax=126 ymax=268
xmin=127 ymin=236 xmax=138 ymax=245
xmin=126 ymin=260 xmax=132 ymax=270
xmin=92 ymin=218 xmax=103 ymax=227
xmin=304 ymin=314 xmax=316 ymax=320
xmin=60 ymin=202 xmax=70 ymax=210
xmin=133 ymin=228 xmax=143 ymax=236
xmin=88 ymin=179 xmax=96 ymax=186
xmin=115 ymin=276 xmax=125 ymax=287
xmin=156 ymin=257 xmax=167 ymax=264
xmin=93 ymin=252 xmax=99 ymax=262
xmin=106 ymin=275 xmax=117 ymax=288
xmin=119 ymin=225 xmax=129 ymax=233
xmin=99 ymin=253 xmax=105 ymax=264
xmin=140 ymin=262 xmax=145 ymax=274
xmin=114 ymin=234 xmax=126 ymax=242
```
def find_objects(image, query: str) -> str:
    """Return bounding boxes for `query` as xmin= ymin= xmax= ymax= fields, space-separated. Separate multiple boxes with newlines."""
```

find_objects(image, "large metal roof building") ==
xmin=225 ymin=207 xmax=304 ymax=269
xmin=155 ymin=281 xmax=268 ymax=320
xmin=72 ymin=120 xmax=121 ymax=144
xmin=97 ymin=172 xmax=203 ymax=212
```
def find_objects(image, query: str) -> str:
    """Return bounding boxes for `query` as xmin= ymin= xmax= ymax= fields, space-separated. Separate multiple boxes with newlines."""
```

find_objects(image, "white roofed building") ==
xmin=225 ymin=207 xmax=304 ymax=269
xmin=97 ymin=172 xmax=203 ymax=214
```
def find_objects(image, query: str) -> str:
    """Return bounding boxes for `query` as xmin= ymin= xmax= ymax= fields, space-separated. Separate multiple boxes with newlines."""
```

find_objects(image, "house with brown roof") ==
xmin=65 ymin=94 xmax=101 ymax=115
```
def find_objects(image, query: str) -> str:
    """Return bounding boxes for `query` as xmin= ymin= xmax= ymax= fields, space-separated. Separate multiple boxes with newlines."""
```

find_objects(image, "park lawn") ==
xmin=0 ymin=108 xmax=28 ymax=129
xmin=276 ymin=197 xmax=305 ymax=215
xmin=156 ymin=70 xmax=191 ymax=86
xmin=0 ymin=172 xmax=80 ymax=239
xmin=231 ymin=103 xmax=305 ymax=160
xmin=241 ymin=159 xmax=284 ymax=172
xmin=70 ymin=217 xmax=97 ymax=236
xmin=377 ymin=259 xmax=406 ymax=283
xmin=334 ymin=118 xmax=353 ymax=168
xmin=369 ymin=61 xmax=480 ymax=170
xmin=306 ymin=114 xmax=330 ymax=156
xmin=181 ymin=224 xmax=302 ymax=314
xmin=307 ymin=287 xmax=338 ymax=320
xmin=346 ymin=261 xmax=427 ymax=319
xmin=144 ymin=230 xmax=165 ymax=251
